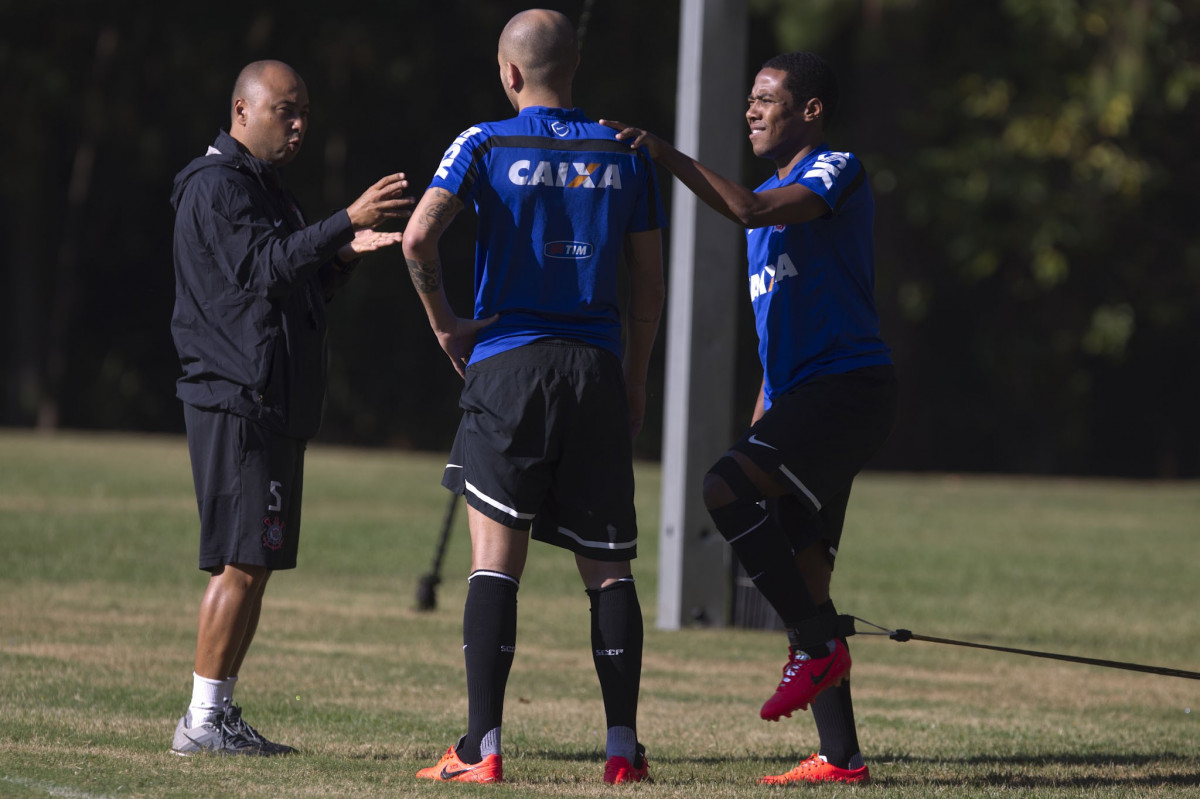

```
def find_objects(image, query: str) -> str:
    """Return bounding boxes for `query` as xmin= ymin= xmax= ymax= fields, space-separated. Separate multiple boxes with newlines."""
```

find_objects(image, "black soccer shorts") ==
xmin=441 ymin=339 xmax=639 ymax=562
xmin=730 ymin=364 xmax=898 ymax=562
xmin=184 ymin=404 xmax=306 ymax=572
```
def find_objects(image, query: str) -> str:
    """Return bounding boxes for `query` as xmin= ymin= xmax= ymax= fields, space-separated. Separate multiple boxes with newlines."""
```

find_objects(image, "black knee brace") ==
xmin=707 ymin=455 xmax=762 ymax=504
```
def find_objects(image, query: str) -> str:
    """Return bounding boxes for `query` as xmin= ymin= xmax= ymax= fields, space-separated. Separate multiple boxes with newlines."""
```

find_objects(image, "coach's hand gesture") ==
xmin=347 ymin=173 xmax=416 ymax=230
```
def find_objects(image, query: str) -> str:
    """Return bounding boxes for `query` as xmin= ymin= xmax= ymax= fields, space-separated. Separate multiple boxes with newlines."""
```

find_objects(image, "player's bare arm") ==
xmin=621 ymin=229 xmax=665 ymax=438
xmin=403 ymin=188 xmax=463 ymax=296
xmin=601 ymin=119 xmax=829 ymax=229
xmin=406 ymin=255 xmax=442 ymax=294
xmin=751 ymin=378 xmax=767 ymax=425
xmin=416 ymin=188 xmax=464 ymax=240
xmin=401 ymin=187 xmax=495 ymax=378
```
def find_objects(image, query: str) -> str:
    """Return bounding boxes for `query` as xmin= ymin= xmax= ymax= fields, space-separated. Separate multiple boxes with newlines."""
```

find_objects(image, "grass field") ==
xmin=1 ymin=429 xmax=1198 ymax=798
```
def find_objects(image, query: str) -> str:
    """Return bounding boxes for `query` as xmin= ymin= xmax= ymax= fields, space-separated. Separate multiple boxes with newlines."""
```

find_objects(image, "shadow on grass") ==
xmin=862 ymin=751 xmax=1200 ymax=790
xmin=517 ymin=749 xmax=1200 ymax=788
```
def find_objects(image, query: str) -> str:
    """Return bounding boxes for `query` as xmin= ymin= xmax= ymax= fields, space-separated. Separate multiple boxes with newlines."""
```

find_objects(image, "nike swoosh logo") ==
xmin=747 ymin=434 xmax=777 ymax=450
xmin=809 ymin=657 xmax=836 ymax=685
xmin=440 ymin=765 xmax=477 ymax=780
xmin=273 ymin=219 xmax=283 ymax=228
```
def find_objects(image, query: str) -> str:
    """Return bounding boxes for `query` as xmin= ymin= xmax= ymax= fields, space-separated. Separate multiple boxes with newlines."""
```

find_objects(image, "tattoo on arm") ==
xmin=421 ymin=194 xmax=461 ymax=237
xmin=405 ymin=257 xmax=442 ymax=294
xmin=405 ymin=190 xmax=460 ymax=294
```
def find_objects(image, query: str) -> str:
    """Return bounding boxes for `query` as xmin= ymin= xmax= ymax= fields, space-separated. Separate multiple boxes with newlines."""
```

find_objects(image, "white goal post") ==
xmin=656 ymin=0 xmax=747 ymax=630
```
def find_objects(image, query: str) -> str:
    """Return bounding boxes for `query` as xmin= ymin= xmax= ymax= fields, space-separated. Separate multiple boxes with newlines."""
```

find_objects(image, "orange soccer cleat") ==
xmin=416 ymin=743 xmax=503 ymax=783
xmin=759 ymin=753 xmax=870 ymax=785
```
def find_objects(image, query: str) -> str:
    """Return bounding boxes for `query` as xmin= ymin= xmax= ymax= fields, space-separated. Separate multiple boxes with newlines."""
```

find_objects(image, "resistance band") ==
xmin=846 ymin=616 xmax=1200 ymax=681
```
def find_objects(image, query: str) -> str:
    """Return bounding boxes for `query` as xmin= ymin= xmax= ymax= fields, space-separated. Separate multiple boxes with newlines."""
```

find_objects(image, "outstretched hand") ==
xmin=337 ymin=228 xmax=404 ymax=262
xmin=436 ymin=314 xmax=501 ymax=379
xmin=600 ymin=119 xmax=666 ymax=159
xmin=347 ymin=173 xmax=416 ymax=230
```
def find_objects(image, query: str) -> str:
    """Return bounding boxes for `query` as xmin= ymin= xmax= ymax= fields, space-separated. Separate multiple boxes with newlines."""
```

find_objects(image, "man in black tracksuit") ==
xmin=168 ymin=59 xmax=412 ymax=756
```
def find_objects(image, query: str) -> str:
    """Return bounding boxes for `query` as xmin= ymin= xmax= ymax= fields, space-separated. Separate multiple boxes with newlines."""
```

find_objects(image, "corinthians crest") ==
xmin=262 ymin=516 xmax=286 ymax=550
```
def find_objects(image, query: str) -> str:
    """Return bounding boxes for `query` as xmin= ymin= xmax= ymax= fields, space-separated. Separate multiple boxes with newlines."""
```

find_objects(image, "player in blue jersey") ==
xmin=603 ymin=52 xmax=897 ymax=785
xmin=402 ymin=9 xmax=665 ymax=786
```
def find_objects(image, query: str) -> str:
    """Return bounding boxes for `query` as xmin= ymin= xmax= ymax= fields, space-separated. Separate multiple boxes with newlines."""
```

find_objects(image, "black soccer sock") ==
xmin=459 ymin=570 xmax=518 ymax=764
xmin=708 ymin=499 xmax=820 ymax=641
xmin=810 ymin=602 xmax=861 ymax=769
xmin=588 ymin=578 xmax=643 ymax=734
xmin=812 ymin=672 xmax=860 ymax=768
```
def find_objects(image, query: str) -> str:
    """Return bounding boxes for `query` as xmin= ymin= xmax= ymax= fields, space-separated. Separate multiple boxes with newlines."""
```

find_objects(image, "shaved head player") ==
xmin=403 ymin=9 xmax=665 ymax=785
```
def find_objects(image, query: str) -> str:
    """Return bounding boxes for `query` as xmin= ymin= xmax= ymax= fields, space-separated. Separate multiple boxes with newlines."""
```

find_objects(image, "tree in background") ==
xmin=3 ymin=0 xmax=1198 ymax=476
xmin=752 ymin=0 xmax=1200 ymax=475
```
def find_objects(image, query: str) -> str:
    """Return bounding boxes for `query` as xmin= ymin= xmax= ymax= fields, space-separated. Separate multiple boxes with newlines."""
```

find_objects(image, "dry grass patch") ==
xmin=3 ymin=432 xmax=1200 ymax=798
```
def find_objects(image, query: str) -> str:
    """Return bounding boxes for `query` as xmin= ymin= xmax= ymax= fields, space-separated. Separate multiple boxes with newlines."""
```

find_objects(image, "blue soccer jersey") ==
xmin=429 ymin=106 xmax=666 ymax=363
xmin=745 ymin=145 xmax=892 ymax=406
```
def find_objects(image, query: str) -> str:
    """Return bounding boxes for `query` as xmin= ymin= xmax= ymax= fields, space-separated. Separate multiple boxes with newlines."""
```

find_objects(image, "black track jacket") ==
xmin=170 ymin=130 xmax=355 ymax=440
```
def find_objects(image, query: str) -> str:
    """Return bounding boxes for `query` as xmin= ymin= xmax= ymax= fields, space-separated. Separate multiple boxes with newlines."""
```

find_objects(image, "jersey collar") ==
xmin=519 ymin=106 xmax=586 ymax=121
xmin=779 ymin=142 xmax=830 ymax=181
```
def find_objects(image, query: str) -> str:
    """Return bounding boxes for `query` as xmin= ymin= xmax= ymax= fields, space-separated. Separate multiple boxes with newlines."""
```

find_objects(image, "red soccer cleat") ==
xmin=759 ymin=753 xmax=870 ymax=785
xmin=604 ymin=743 xmax=650 ymax=784
xmin=760 ymin=640 xmax=850 ymax=720
xmin=416 ymin=744 xmax=503 ymax=783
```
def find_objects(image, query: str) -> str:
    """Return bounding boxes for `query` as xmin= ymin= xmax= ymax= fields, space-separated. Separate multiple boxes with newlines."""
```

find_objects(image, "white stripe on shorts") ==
xmin=777 ymin=464 xmax=822 ymax=511
xmin=464 ymin=480 xmax=536 ymax=521
xmin=556 ymin=525 xmax=636 ymax=551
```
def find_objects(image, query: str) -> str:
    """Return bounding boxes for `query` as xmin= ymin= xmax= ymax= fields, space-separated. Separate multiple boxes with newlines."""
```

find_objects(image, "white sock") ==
xmin=188 ymin=673 xmax=234 ymax=727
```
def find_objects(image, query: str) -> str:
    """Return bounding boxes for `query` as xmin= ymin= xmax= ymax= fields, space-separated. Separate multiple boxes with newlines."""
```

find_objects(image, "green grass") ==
xmin=2 ymin=429 xmax=1199 ymax=797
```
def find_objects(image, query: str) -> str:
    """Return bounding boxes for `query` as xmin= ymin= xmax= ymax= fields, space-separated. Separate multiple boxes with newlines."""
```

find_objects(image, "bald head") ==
xmin=498 ymin=9 xmax=578 ymax=93
xmin=231 ymin=60 xmax=298 ymax=113
xmin=229 ymin=60 xmax=309 ymax=165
